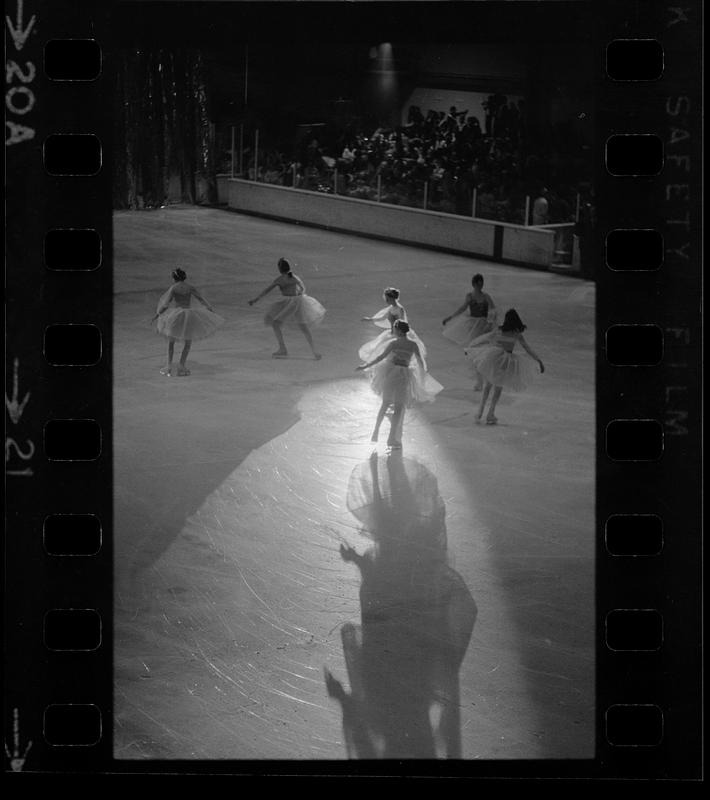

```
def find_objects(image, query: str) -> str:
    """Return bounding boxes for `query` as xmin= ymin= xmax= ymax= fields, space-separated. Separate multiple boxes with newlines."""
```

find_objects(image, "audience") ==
xmin=236 ymin=98 xmax=592 ymax=225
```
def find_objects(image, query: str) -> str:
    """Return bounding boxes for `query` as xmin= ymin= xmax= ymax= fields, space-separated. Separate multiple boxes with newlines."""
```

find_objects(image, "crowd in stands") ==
xmin=227 ymin=95 xmax=593 ymax=226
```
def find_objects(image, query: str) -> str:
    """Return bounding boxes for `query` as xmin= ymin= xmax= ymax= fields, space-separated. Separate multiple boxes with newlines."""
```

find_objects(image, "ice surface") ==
xmin=113 ymin=206 xmax=594 ymax=761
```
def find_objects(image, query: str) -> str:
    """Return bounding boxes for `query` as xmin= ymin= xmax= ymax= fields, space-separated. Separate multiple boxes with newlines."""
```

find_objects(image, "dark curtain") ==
xmin=113 ymin=48 xmax=215 ymax=209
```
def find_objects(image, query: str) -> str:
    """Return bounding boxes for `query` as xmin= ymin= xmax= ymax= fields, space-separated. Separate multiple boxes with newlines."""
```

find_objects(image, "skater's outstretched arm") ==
xmin=519 ymin=334 xmax=545 ymax=372
xmin=356 ymin=341 xmax=395 ymax=370
xmin=466 ymin=329 xmax=496 ymax=349
xmin=248 ymin=280 xmax=279 ymax=305
xmin=362 ymin=306 xmax=389 ymax=322
xmin=191 ymin=286 xmax=215 ymax=311
xmin=413 ymin=342 xmax=425 ymax=371
xmin=151 ymin=286 xmax=174 ymax=321
xmin=484 ymin=293 xmax=497 ymax=322
xmin=442 ymin=293 xmax=472 ymax=326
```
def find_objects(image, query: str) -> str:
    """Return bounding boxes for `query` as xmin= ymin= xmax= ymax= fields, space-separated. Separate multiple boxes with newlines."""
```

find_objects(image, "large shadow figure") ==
xmin=325 ymin=452 xmax=477 ymax=759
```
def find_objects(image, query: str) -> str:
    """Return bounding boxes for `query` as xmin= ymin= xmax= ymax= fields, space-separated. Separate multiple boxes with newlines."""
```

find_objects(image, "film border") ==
xmin=4 ymin=0 xmax=703 ymax=778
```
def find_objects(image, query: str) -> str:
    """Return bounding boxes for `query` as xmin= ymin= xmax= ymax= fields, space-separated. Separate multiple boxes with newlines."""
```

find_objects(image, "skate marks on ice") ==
xmin=114 ymin=377 xmax=589 ymax=759
xmin=325 ymin=452 xmax=477 ymax=759
xmin=114 ymin=380 xmax=475 ymax=760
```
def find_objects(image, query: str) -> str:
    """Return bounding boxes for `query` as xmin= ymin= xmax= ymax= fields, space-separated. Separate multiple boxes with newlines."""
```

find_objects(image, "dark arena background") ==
xmin=110 ymin=1 xmax=596 ymax=762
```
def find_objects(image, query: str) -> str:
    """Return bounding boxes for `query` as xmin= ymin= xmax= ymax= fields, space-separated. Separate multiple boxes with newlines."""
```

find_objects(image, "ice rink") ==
xmin=113 ymin=205 xmax=595 ymax=761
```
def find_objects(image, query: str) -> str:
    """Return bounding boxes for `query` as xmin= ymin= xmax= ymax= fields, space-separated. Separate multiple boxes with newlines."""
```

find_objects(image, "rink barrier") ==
xmin=226 ymin=177 xmax=558 ymax=271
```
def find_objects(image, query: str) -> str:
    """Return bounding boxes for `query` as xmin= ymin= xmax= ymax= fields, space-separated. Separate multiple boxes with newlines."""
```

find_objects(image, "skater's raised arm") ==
xmin=518 ymin=334 xmax=545 ymax=372
xmin=442 ymin=293 xmax=471 ymax=326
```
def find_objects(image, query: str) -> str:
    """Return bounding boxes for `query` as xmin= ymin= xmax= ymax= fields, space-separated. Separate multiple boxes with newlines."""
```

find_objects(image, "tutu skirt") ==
xmin=464 ymin=346 xmax=536 ymax=392
xmin=264 ymin=294 xmax=326 ymax=327
xmin=157 ymin=307 xmax=224 ymax=341
xmin=358 ymin=328 xmax=428 ymax=364
xmin=368 ymin=360 xmax=443 ymax=407
xmin=442 ymin=315 xmax=491 ymax=347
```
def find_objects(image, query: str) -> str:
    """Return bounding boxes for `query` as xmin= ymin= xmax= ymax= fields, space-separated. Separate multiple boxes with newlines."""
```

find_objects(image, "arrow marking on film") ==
xmin=5 ymin=359 xmax=30 ymax=425
xmin=5 ymin=0 xmax=37 ymax=52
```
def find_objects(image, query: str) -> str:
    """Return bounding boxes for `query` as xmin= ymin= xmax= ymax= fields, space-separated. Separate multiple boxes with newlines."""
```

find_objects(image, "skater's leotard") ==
xmin=468 ymin=296 xmax=488 ymax=318
xmin=442 ymin=292 xmax=494 ymax=346
xmin=156 ymin=282 xmax=224 ymax=341
xmin=263 ymin=273 xmax=326 ymax=327
xmin=367 ymin=339 xmax=443 ymax=406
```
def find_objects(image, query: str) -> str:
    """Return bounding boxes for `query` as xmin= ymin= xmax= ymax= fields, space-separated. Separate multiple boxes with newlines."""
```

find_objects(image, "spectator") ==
xmin=237 ymin=95 xmax=591 ymax=232
xmin=532 ymin=187 xmax=549 ymax=225
xmin=341 ymin=142 xmax=356 ymax=165
xmin=576 ymin=186 xmax=596 ymax=279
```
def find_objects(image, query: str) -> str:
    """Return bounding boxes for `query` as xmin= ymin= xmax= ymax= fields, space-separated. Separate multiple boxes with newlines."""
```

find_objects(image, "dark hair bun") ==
xmin=501 ymin=308 xmax=526 ymax=332
xmin=384 ymin=287 xmax=400 ymax=299
xmin=393 ymin=319 xmax=410 ymax=334
xmin=172 ymin=268 xmax=187 ymax=282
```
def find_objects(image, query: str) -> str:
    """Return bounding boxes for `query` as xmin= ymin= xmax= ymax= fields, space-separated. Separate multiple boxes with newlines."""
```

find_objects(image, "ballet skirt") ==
xmin=358 ymin=305 xmax=428 ymax=364
xmin=367 ymin=341 xmax=443 ymax=408
xmin=442 ymin=297 xmax=496 ymax=346
xmin=156 ymin=285 xmax=224 ymax=341
xmin=464 ymin=332 xmax=537 ymax=392
xmin=264 ymin=292 xmax=326 ymax=327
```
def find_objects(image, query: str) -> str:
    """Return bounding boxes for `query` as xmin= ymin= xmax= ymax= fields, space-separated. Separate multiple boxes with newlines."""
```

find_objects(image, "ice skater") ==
xmin=442 ymin=273 xmax=497 ymax=389
xmin=248 ymin=257 xmax=325 ymax=359
xmin=357 ymin=320 xmax=442 ymax=449
xmin=152 ymin=267 xmax=224 ymax=376
xmin=359 ymin=287 xmax=427 ymax=365
xmin=464 ymin=308 xmax=544 ymax=425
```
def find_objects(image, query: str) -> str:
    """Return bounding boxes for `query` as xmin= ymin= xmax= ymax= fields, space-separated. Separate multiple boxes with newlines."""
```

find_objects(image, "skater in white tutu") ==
xmin=442 ymin=273 xmax=497 ymax=389
xmin=357 ymin=320 xmax=443 ymax=449
xmin=464 ymin=308 xmax=544 ymax=425
xmin=248 ymin=257 xmax=325 ymax=359
xmin=359 ymin=287 xmax=427 ymax=365
xmin=152 ymin=267 xmax=224 ymax=377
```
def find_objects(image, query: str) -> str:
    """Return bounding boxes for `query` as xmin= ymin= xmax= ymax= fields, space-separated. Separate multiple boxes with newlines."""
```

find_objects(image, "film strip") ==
xmin=4 ymin=0 xmax=702 ymax=778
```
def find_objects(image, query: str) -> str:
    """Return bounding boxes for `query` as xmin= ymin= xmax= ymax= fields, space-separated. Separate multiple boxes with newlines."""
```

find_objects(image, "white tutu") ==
xmin=358 ymin=328 xmax=428 ymax=365
xmin=264 ymin=294 xmax=326 ymax=327
xmin=442 ymin=314 xmax=491 ymax=347
xmin=157 ymin=306 xmax=224 ymax=341
xmin=368 ymin=359 xmax=443 ymax=407
xmin=464 ymin=345 xmax=537 ymax=392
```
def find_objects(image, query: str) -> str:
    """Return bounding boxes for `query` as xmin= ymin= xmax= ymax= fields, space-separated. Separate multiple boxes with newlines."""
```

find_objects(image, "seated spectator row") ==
xmin=225 ymin=101 xmax=592 ymax=227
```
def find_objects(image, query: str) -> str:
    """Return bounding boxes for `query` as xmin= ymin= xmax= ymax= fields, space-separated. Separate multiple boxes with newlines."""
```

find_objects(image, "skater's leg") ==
xmin=371 ymin=398 xmax=389 ymax=442
xmin=298 ymin=323 xmax=321 ymax=359
xmin=473 ymin=367 xmax=483 ymax=391
xmin=486 ymin=386 xmax=503 ymax=424
xmin=272 ymin=322 xmax=287 ymax=356
xmin=178 ymin=340 xmax=192 ymax=375
xmin=476 ymin=382 xmax=491 ymax=421
xmin=387 ymin=403 xmax=405 ymax=447
xmin=161 ymin=338 xmax=176 ymax=375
